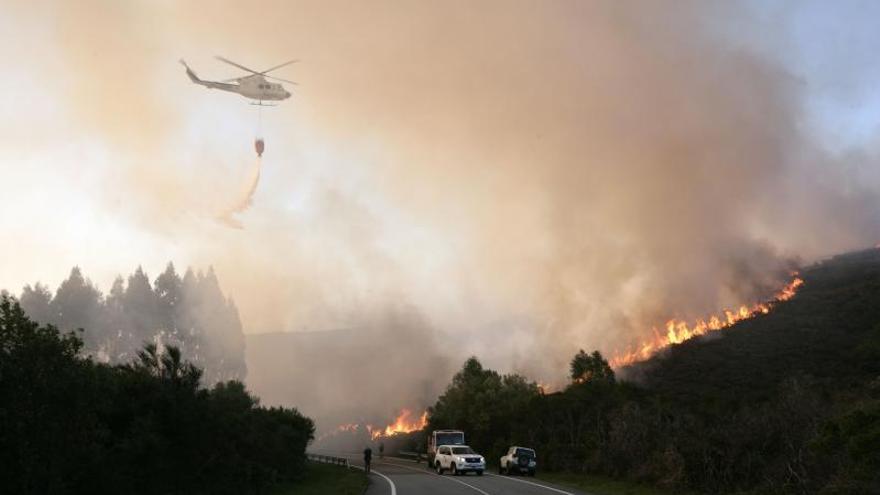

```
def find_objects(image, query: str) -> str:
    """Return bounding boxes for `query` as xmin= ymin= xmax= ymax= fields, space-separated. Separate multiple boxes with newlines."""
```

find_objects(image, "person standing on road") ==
xmin=363 ymin=446 xmax=373 ymax=474
xmin=379 ymin=442 xmax=384 ymax=459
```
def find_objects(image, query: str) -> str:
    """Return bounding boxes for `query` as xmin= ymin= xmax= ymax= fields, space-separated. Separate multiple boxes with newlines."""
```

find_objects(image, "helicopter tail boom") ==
xmin=180 ymin=59 xmax=238 ymax=92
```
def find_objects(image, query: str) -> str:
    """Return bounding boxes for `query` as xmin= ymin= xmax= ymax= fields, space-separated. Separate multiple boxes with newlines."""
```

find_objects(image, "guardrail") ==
xmin=307 ymin=452 xmax=350 ymax=468
xmin=397 ymin=451 xmax=426 ymax=463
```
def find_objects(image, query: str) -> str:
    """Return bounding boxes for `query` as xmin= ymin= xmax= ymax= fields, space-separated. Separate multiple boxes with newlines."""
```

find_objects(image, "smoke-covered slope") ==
xmin=244 ymin=311 xmax=455 ymax=434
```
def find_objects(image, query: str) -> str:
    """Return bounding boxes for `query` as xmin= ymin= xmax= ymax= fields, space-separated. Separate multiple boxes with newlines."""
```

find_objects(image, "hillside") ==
xmin=425 ymin=248 xmax=880 ymax=494
xmin=632 ymin=248 xmax=880 ymax=408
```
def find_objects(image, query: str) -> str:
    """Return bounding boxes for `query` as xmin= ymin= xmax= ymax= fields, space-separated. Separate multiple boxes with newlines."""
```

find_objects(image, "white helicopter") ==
xmin=180 ymin=56 xmax=296 ymax=105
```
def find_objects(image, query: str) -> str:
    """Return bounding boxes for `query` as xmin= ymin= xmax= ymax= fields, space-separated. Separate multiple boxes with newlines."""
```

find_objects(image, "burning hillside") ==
xmin=611 ymin=276 xmax=804 ymax=368
xmin=370 ymin=408 xmax=428 ymax=440
xmin=315 ymin=408 xmax=428 ymax=447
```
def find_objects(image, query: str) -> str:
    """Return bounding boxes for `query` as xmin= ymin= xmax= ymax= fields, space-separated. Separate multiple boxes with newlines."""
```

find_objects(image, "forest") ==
xmin=13 ymin=263 xmax=246 ymax=385
xmin=0 ymin=295 xmax=313 ymax=494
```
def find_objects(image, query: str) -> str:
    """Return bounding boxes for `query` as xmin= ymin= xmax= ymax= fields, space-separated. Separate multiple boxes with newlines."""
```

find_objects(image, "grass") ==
xmin=271 ymin=461 xmax=368 ymax=495
xmin=535 ymin=471 xmax=680 ymax=495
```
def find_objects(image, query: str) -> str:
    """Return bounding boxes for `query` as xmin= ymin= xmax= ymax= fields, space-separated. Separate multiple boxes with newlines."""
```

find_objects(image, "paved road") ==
xmin=315 ymin=452 xmax=590 ymax=495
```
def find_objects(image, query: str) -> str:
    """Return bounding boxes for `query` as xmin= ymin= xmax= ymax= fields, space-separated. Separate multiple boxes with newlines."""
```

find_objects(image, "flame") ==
xmin=318 ymin=410 xmax=428 ymax=443
xmin=335 ymin=423 xmax=359 ymax=433
xmin=536 ymin=382 xmax=556 ymax=394
xmin=610 ymin=276 xmax=804 ymax=368
xmin=370 ymin=409 xmax=428 ymax=440
xmin=314 ymin=422 xmax=364 ymax=443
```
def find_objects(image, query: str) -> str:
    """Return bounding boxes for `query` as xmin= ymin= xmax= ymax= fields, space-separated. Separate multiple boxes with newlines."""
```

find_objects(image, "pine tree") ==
xmin=103 ymin=276 xmax=131 ymax=361
xmin=154 ymin=262 xmax=184 ymax=349
xmin=19 ymin=282 xmax=54 ymax=326
xmin=51 ymin=267 xmax=103 ymax=354
xmin=123 ymin=266 xmax=158 ymax=352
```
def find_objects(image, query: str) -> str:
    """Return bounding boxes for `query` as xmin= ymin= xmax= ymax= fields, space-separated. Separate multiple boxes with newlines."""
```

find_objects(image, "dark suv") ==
xmin=499 ymin=446 xmax=537 ymax=476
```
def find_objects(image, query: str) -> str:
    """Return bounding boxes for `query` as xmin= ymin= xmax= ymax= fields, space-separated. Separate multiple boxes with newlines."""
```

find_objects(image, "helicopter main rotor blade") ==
xmin=266 ymin=75 xmax=299 ymax=85
xmin=215 ymin=56 xmax=262 ymax=76
xmin=261 ymin=59 xmax=299 ymax=74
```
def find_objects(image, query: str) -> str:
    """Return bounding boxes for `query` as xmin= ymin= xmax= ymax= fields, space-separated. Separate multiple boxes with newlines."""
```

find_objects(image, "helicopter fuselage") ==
xmin=235 ymin=75 xmax=290 ymax=101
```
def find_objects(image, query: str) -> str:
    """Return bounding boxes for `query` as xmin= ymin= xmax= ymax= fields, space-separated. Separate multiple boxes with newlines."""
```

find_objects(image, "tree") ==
xmin=128 ymin=343 xmax=202 ymax=389
xmin=188 ymin=267 xmax=246 ymax=383
xmin=429 ymin=357 xmax=539 ymax=457
xmin=19 ymin=282 xmax=54 ymax=326
xmin=0 ymin=295 xmax=103 ymax=494
xmin=102 ymin=276 xmax=131 ymax=361
xmin=570 ymin=349 xmax=615 ymax=384
xmin=154 ymin=262 xmax=183 ymax=341
xmin=124 ymin=266 xmax=158 ymax=350
xmin=52 ymin=267 xmax=104 ymax=354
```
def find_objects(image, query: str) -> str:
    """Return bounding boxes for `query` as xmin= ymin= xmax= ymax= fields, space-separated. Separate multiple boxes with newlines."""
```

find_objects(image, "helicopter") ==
xmin=180 ymin=56 xmax=296 ymax=105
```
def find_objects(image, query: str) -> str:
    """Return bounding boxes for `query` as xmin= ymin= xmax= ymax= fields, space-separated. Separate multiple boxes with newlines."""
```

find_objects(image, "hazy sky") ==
xmin=1 ymin=0 xmax=879 ymax=382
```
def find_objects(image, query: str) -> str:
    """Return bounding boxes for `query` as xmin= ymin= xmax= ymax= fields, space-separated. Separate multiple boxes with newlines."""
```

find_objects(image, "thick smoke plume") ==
xmin=246 ymin=305 xmax=453 ymax=431
xmin=3 ymin=1 xmax=880 ymax=433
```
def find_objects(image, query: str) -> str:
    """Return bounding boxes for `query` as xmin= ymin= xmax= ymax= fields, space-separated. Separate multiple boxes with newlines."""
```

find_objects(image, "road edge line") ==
xmin=485 ymin=472 xmax=574 ymax=495
xmin=351 ymin=464 xmax=396 ymax=495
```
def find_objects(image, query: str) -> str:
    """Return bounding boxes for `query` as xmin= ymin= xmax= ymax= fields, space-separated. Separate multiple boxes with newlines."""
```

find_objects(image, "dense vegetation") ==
xmin=16 ymin=263 xmax=246 ymax=385
xmin=427 ymin=248 xmax=880 ymax=494
xmin=0 ymin=297 xmax=313 ymax=495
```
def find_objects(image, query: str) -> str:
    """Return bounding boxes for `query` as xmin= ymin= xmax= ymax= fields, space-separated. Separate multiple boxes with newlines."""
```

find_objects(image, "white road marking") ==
xmin=351 ymin=463 xmax=397 ymax=495
xmin=485 ymin=473 xmax=574 ymax=495
xmin=376 ymin=458 xmax=492 ymax=495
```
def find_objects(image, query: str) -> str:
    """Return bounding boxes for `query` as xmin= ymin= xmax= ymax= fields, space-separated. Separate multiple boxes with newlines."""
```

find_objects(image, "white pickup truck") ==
xmin=499 ymin=446 xmax=537 ymax=476
xmin=434 ymin=444 xmax=486 ymax=476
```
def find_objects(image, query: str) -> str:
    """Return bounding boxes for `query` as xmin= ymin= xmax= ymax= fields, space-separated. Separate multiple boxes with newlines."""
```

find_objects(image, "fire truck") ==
xmin=427 ymin=429 xmax=465 ymax=465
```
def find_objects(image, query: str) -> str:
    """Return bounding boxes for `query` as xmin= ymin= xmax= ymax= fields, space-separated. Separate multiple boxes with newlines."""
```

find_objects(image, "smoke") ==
xmin=245 ymin=304 xmax=452 ymax=430
xmin=4 ymin=1 xmax=880 ymax=430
